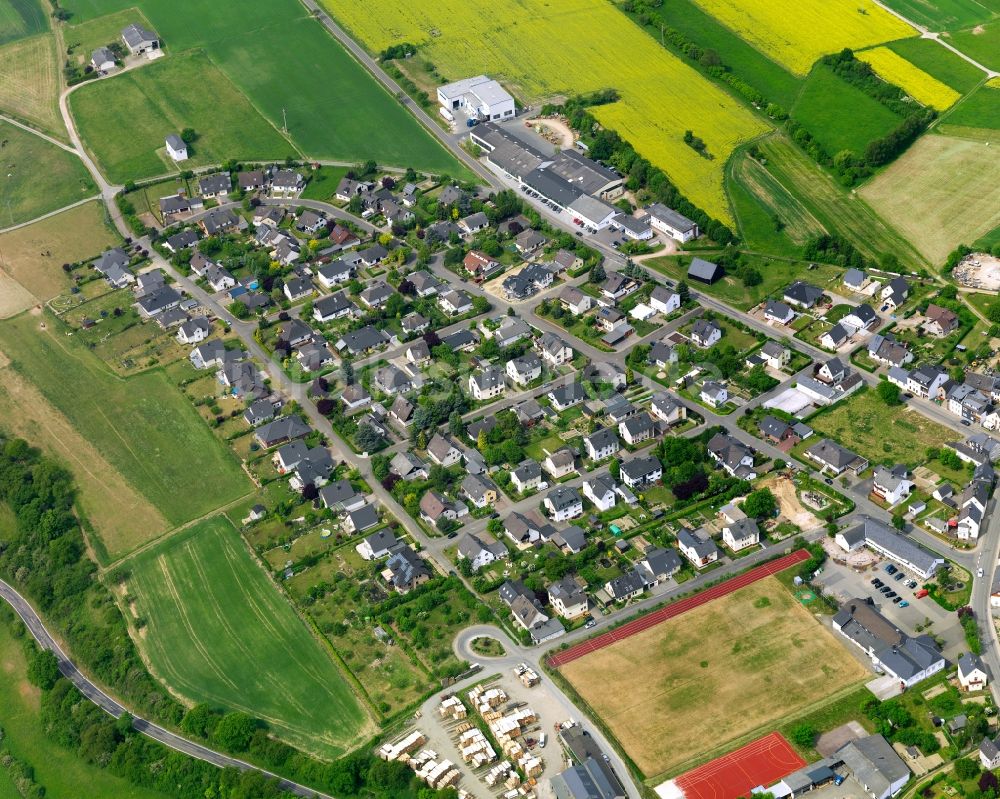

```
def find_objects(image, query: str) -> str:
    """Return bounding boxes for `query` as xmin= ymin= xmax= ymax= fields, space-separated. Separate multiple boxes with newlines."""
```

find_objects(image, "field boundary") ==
xmin=547 ymin=549 xmax=809 ymax=668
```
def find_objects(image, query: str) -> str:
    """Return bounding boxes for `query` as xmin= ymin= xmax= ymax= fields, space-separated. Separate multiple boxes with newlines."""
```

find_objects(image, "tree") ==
xmin=988 ymin=302 xmax=1000 ymax=324
xmin=891 ymin=513 xmax=905 ymax=531
xmin=213 ymin=712 xmax=257 ymax=751
xmin=876 ymin=380 xmax=902 ymax=406
xmin=355 ymin=423 xmax=385 ymax=452
xmin=954 ymin=757 xmax=981 ymax=781
xmin=677 ymin=280 xmax=690 ymax=304
xmin=589 ymin=263 xmax=606 ymax=284
xmin=742 ymin=488 xmax=777 ymax=519
xmin=26 ymin=648 xmax=61 ymax=690
xmin=180 ymin=127 xmax=197 ymax=143
xmin=181 ymin=703 xmax=218 ymax=738
xmin=789 ymin=723 xmax=816 ymax=748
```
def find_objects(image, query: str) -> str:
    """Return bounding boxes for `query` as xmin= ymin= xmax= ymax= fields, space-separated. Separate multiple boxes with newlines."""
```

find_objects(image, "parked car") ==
xmin=899 ymin=600 xmax=909 ymax=607
xmin=906 ymin=580 xmax=917 ymax=589
xmin=892 ymin=596 xmax=902 ymax=604
xmin=893 ymin=572 xmax=905 ymax=581
xmin=886 ymin=591 xmax=897 ymax=599
xmin=962 ymin=419 xmax=972 ymax=426
xmin=885 ymin=564 xmax=897 ymax=574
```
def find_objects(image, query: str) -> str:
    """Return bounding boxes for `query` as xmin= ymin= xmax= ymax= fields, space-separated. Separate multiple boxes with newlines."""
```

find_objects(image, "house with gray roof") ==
xmin=836 ymin=517 xmax=944 ymax=579
xmin=805 ymin=438 xmax=868 ymax=476
xmin=784 ymin=280 xmax=824 ymax=309
xmin=677 ymin=528 xmax=720 ymax=568
xmin=121 ymin=23 xmax=158 ymax=54
xmin=619 ymin=455 xmax=662 ymax=488
xmin=458 ymin=531 xmax=508 ymax=572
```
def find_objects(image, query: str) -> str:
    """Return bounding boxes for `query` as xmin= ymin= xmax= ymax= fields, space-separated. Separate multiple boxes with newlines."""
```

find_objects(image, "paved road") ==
xmin=0 ymin=578 xmax=333 ymax=799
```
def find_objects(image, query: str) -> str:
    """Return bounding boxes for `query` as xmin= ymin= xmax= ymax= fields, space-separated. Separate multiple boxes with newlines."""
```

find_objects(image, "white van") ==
xmin=539 ymin=733 xmax=547 ymax=748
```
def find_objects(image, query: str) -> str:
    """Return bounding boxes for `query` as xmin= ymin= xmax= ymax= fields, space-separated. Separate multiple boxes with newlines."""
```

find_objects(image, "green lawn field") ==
xmin=755 ymin=133 xmax=927 ymax=268
xmin=950 ymin=19 xmax=1000 ymax=71
xmin=623 ymin=0 xmax=804 ymax=108
xmin=792 ymin=65 xmax=904 ymax=156
xmin=0 ymin=623 xmax=172 ymax=799
xmin=60 ymin=0 xmax=467 ymax=176
xmin=69 ymin=51 xmax=294 ymax=183
xmin=941 ymin=83 xmax=1000 ymax=131
xmin=885 ymin=37 xmax=988 ymax=92
xmin=0 ymin=0 xmax=47 ymax=45
xmin=0 ymin=121 xmax=96 ymax=227
xmin=126 ymin=516 xmax=373 ymax=758
xmin=0 ymin=33 xmax=64 ymax=138
xmin=0 ymin=312 xmax=251 ymax=543
xmin=879 ymin=0 xmax=1000 ymax=30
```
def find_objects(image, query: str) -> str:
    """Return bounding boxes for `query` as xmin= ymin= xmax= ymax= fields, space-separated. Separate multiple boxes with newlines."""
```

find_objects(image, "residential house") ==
xmin=401 ymin=313 xmax=429 ymax=339
xmin=806 ymin=438 xmax=868 ymax=476
xmin=583 ymin=475 xmax=617 ymax=512
xmin=542 ymin=449 xmax=576 ymax=480
xmin=707 ymin=432 xmax=757 ymax=479
xmin=427 ymin=434 xmax=463 ymax=467
xmin=551 ymin=249 xmax=582 ymax=273
xmin=784 ymin=281 xmax=824 ymax=309
xmin=650 ymin=392 xmax=687 ymax=426
xmin=458 ymin=532 xmax=508 ymax=572
xmin=507 ymin=353 xmax=542 ymax=385
xmin=514 ymin=228 xmax=547 ymax=255
xmin=700 ymin=381 xmax=728 ymax=409
xmin=357 ymin=529 xmax=399 ymax=561
xmin=959 ymin=652 xmax=989 ymax=692
xmin=690 ymin=318 xmax=722 ymax=348
xmin=254 ymin=415 xmax=311 ymax=448
xmin=821 ymin=323 xmax=851 ymax=351
xmin=463 ymin=250 xmax=502 ymax=280
xmin=313 ymin=292 xmax=356 ymax=323
xmin=842 ymin=303 xmax=878 ymax=332
xmin=844 ymin=269 xmax=870 ymax=292
xmin=469 ymin=366 xmax=506 ymax=401
xmin=92 ymin=247 xmax=133 ymax=287
xmin=316 ymin=260 xmax=354 ymax=290
xmin=649 ymin=285 xmax=681 ymax=316
xmin=761 ymin=341 xmax=791 ymax=370
xmin=382 ymin=546 xmax=431 ymax=594
xmin=548 ymin=577 xmax=588 ymax=619
xmin=872 ymin=465 xmax=914 ymax=506
xmin=537 ymin=332 xmax=574 ymax=367
xmin=271 ymin=168 xmax=305 ymax=196
xmin=764 ymin=300 xmax=795 ymax=325
xmin=544 ymin=486 xmax=583 ymax=522
xmin=163 ymin=228 xmax=199 ymax=253
xmin=601 ymin=272 xmax=636 ymax=302
xmin=439 ymin=289 xmax=473 ymax=316
xmin=584 ymin=428 xmax=620 ymax=461
xmin=197 ymin=173 xmax=230 ymax=198
xmin=559 ymin=285 xmax=592 ymax=316
xmin=548 ymin=382 xmax=586 ymax=412
xmin=639 ymin=547 xmax=682 ymax=584
xmin=906 ymin=364 xmax=949 ymax=399
xmin=121 ymin=23 xmax=158 ymax=54
xmin=677 ymin=528 xmax=720 ymax=568
xmin=335 ymin=326 xmax=390 ymax=356
xmin=604 ymin=569 xmax=647 ymax=603
xmin=510 ymin=458 xmax=543 ymax=493
xmin=868 ymin=333 xmax=913 ymax=368
xmin=723 ymin=518 xmax=760 ymax=552
xmin=176 ymin=316 xmax=209 ymax=344
xmin=619 ymin=455 xmax=662 ymax=488
xmin=419 ymin=490 xmax=459 ymax=525
xmin=881 ymin=277 xmax=910 ymax=310
xmin=358 ymin=281 xmax=395 ymax=309
xmin=91 ymin=46 xmax=116 ymax=71
xmin=462 ymin=473 xmax=499 ymax=509
xmin=551 ymin=525 xmax=587 ymax=554
xmin=404 ymin=339 xmax=430 ymax=365
xmin=619 ymin=412 xmax=655 ymax=446
xmin=341 ymin=383 xmax=371 ymax=411
xmin=296 ymin=210 xmax=328 ymax=235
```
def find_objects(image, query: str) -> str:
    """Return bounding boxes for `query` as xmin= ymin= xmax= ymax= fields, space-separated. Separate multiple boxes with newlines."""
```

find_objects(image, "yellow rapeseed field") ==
xmin=858 ymin=47 xmax=960 ymax=109
xmin=688 ymin=0 xmax=916 ymax=75
xmin=324 ymin=0 xmax=769 ymax=225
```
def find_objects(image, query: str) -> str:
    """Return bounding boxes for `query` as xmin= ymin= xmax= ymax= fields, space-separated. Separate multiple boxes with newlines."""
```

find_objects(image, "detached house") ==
xmin=537 ymin=332 xmax=573 ymax=366
xmin=650 ymin=392 xmax=686 ymax=426
xmin=690 ymin=318 xmax=721 ymax=348
xmin=764 ymin=300 xmax=795 ymax=325
xmin=543 ymin=448 xmax=576 ymax=479
xmin=548 ymin=577 xmax=589 ymax=620
xmin=723 ymin=518 xmax=760 ymax=552
xmin=677 ymin=528 xmax=720 ymax=568
xmin=783 ymin=281 xmax=823 ymax=309
xmin=872 ymin=465 xmax=914 ymax=506
xmin=619 ymin=455 xmax=662 ymax=488
xmin=426 ymin=433 xmax=463 ymax=467
xmin=458 ymin=532 xmax=508 ymax=572
xmin=583 ymin=475 xmax=617 ymax=512
xmin=511 ymin=460 xmax=543 ymax=493
xmin=469 ymin=366 xmax=506 ymax=401
xmin=507 ymin=353 xmax=542 ymax=385
xmin=925 ymin=304 xmax=959 ymax=337
xmin=619 ymin=412 xmax=655 ymax=446
xmin=649 ymin=285 xmax=681 ymax=315
xmin=584 ymin=428 xmax=620 ymax=461
xmin=463 ymin=250 xmax=502 ymax=280
xmin=559 ymin=285 xmax=592 ymax=316
xmin=544 ymin=486 xmax=583 ymax=522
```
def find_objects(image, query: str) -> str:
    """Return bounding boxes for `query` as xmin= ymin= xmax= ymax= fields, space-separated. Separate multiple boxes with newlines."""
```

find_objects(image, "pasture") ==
xmin=623 ymin=0 xmax=804 ymax=108
xmin=60 ymin=0 xmax=466 ymax=176
xmin=860 ymin=133 xmax=1000 ymax=263
xmin=940 ymin=83 xmax=1000 ymax=132
xmin=0 ymin=121 xmax=97 ymax=227
xmin=880 ymin=0 xmax=1000 ymax=30
xmin=324 ymin=0 xmax=768 ymax=225
xmin=69 ymin=51 xmax=294 ymax=183
xmin=886 ymin=36 xmax=988 ymax=92
xmin=0 ymin=33 xmax=63 ymax=137
xmin=561 ymin=577 xmax=866 ymax=778
xmin=950 ymin=19 xmax=1000 ymax=71
xmin=791 ymin=65 xmax=904 ymax=155
xmin=0 ymin=311 xmax=251 ymax=543
xmin=0 ymin=200 xmax=118 ymax=300
xmin=0 ymin=623 xmax=173 ymax=799
xmin=687 ymin=0 xmax=915 ymax=75
xmin=125 ymin=516 xmax=373 ymax=758
xmin=810 ymin=388 xmax=956 ymax=467
xmin=0 ymin=0 xmax=47 ymax=45
xmin=756 ymin=133 xmax=927 ymax=268
xmin=858 ymin=47 xmax=961 ymax=109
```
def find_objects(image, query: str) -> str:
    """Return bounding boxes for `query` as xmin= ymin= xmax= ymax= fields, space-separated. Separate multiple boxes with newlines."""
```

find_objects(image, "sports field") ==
xmin=0 ymin=0 xmax=47 ymax=45
xmin=324 ymin=0 xmax=769 ymax=225
xmin=69 ymin=51 xmax=294 ymax=183
xmin=886 ymin=36 xmax=988 ymax=93
xmin=126 ymin=516 xmax=373 ymax=758
xmin=880 ymin=0 xmax=1000 ymax=30
xmin=561 ymin=576 xmax=866 ymax=778
xmin=0 ymin=33 xmax=63 ymax=137
xmin=0 ymin=121 xmax=96 ymax=227
xmin=754 ymin=133 xmax=927 ymax=268
xmin=792 ymin=66 xmax=904 ymax=155
xmin=0 ymin=312 xmax=251 ymax=550
xmin=0 ymin=622 xmax=172 ymax=799
xmin=688 ymin=0 xmax=915 ymax=75
xmin=860 ymin=133 xmax=1000 ymax=263
xmin=951 ymin=19 xmax=1000 ymax=71
xmin=0 ymin=200 xmax=118 ymax=301
xmin=60 ymin=0 xmax=466 ymax=176
xmin=858 ymin=47 xmax=961 ymax=109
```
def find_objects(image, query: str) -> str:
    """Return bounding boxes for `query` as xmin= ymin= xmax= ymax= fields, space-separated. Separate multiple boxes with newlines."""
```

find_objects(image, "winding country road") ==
xmin=0 ymin=577 xmax=332 ymax=799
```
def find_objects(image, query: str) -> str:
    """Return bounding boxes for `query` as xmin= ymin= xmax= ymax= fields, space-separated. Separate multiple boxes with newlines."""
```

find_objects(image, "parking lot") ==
xmin=812 ymin=555 xmax=965 ymax=661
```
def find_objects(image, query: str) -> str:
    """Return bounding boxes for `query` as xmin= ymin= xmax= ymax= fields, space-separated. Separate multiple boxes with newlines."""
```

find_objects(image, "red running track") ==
xmin=547 ymin=549 xmax=809 ymax=668
xmin=675 ymin=731 xmax=806 ymax=799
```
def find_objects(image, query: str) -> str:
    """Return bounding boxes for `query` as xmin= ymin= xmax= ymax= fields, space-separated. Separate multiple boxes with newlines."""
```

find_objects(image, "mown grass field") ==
xmin=940 ymin=83 xmax=1000 ymax=132
xmin=0 ymin=121 xmax=96 ymax=227
xmin=61 ymin=0 xmax=467 ymax=176
xmin=0 ymin=312 xmax=251 ymax=548
xmin=0 ymin=200 xmax=117 ymax=300
xmin=324 ymin=0 xmax=769 ymax=225
xmin=561 ymin=577 xmax=867 ymax=779
xmin=622 ymin=0 xmax=804 ymax=108
xmin=69 ymin=51 xmax=294 ymax=183
xmin=728 ymin=147 xmax=826 ymax=252
xmin=810 ymin=388 xmax=956 ymax=467
xmin=754 ymin=133 xmax=927 ymax=267
xmin=881 ymin=0 xmax=1000 ymax=30
xmin=860 ymin=133 xmax=1000 ymax=263
xmin=687 ymin=0 xmax=915 ymax=75
xmin=126 ymin=516 xmax=373 ymax=758
xmin=886 ymin=36 xmax=988 ymax=92
xmin=0 ymin=33 xmax=64 ymax=137
xmin=950 ymin=19 xmax=1000 ymax=71
xmin=792 ymin=65 xmax=904 ymax=155
xmin=0 ymin=622 xmax=172 ymax=799
xmin=0 ymin=0 xmax=47 ymax=45
xmin=858 ymin=47 xmax=961 ymax=109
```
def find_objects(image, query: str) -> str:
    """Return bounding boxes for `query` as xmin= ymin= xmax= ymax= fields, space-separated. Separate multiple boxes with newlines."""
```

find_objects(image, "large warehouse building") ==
xmin=437 ymin=76 xmax=515 ymax=122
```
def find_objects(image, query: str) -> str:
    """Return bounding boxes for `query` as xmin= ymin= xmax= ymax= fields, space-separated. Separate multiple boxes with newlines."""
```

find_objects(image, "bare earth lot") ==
xmin=561 ymin=577 xmax=867 ymax=778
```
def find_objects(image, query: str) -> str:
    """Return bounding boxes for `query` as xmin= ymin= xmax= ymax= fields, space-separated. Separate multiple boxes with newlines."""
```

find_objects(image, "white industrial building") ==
xmin=438 ymin=76 xmax=515 ymax=122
